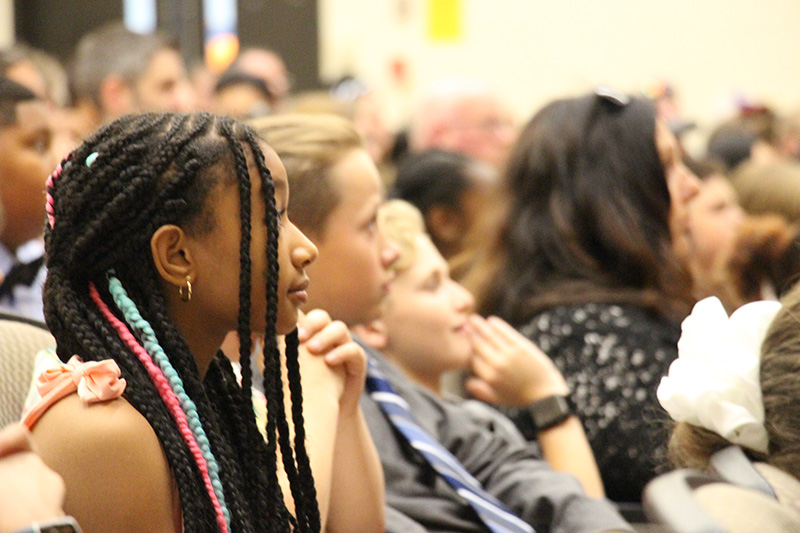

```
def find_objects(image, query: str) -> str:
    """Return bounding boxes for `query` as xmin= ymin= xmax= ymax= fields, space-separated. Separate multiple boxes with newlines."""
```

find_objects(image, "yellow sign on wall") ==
xmin=428 ymin=0 xmax=462 ymax=42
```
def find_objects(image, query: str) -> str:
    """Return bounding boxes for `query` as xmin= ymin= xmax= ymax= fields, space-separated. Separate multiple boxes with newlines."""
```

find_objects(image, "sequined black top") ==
xmin=509 ymin=302 xmax=681 ymax=503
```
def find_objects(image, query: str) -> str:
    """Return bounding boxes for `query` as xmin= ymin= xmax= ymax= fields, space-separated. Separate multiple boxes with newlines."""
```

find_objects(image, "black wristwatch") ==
xmin=13 ymin=516 xmax=82 ymax=533
xmin=525 ymin=394 xmax=572 ymax=433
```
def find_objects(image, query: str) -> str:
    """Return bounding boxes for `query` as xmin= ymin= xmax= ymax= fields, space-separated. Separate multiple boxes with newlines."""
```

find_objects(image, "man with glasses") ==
xmin=408 ymin=78 xmax=516 ymax=170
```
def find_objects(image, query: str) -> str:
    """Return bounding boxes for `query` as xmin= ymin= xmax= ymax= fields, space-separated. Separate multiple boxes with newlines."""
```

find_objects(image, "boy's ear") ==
xmin=351 ymin=319 xmax=389 ymax=350
xmin=150 ymin=224 xmax=196 ymax=287
xmin=99 ymin=75 xmax=135 ymax=118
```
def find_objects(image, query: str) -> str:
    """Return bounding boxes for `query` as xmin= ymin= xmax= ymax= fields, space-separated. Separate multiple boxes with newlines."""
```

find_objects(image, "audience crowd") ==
xmin=2 ymin=18 xmax=800 ymax=533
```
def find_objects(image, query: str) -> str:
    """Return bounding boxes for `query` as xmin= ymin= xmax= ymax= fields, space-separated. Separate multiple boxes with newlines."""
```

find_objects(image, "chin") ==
xmin=450 ymin=338 xmax=472 ymax=359
xmin=276 ymin=310 xmax=300 ymax=336
xmin=361 ymin=304 xmax=384 ymax=325
xmin=439 ymin=359 xmax=469 ymax=376
xmin=441 ymin=346 xmax=471 ymax=370
xmin=277 ymin=322 xmax=299 ymax=336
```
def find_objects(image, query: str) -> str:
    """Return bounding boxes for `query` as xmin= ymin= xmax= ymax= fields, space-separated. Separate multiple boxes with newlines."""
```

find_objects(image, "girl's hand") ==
xmin=298 ymin=309 xmax=367 ymax=416
xmin=296 ymin=308 xmax=331 ymax=343
xmin=466 ymin=315 xmax=569 ymax=406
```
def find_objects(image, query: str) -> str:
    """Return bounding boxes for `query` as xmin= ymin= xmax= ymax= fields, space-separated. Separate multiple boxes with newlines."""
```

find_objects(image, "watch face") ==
xmin=529 ymin=395 xmax=571 ymax=432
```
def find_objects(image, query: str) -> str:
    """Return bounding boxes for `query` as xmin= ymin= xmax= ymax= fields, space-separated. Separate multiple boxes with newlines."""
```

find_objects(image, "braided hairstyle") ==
xmin=43 ymin=112 xmax=319 ymax=532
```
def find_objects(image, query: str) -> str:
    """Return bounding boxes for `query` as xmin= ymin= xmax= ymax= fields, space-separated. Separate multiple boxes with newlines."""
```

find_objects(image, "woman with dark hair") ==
xmin=474 ymin=91 xmax=701 ymax=503
xmin=21 ymin=112 xmax=383 ymax=532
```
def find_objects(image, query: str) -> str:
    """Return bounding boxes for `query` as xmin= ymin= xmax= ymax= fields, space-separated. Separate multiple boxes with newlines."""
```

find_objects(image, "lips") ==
xmin=288 ymin=278 xmax=309 ymax=304
xmin=453 ymin=321 xmax=471 ymax=335
xmin=289 ymin=278 xmax=309 ymax=293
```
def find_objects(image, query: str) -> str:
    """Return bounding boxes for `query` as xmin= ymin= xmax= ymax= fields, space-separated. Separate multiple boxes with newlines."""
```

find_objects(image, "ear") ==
xmin=99 ymin=75 xmax=135 ymax=118
xmin=426 ymin=205 xmax=464 ymax=246
xmin=150 ymin=224 xmax=196 ymax=288
xmin=351 ymin=319 xmax=389 ymax=350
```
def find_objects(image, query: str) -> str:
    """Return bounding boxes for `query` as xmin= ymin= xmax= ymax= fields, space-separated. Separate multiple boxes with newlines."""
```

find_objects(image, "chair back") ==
xmin=0 ymin=312 xmax=54 ymax=427
xmin=643 ymin=446 xmax=800 ymax=532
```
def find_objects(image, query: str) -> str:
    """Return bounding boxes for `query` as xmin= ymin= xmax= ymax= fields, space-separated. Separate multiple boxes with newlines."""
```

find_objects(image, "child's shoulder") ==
xmin=33 ymin=390 xmax=169 ymax=489
xmin=35 ymin=390 xmax=153 ymax=451
xmin=32 ymin=393 xmax=179 ymax=532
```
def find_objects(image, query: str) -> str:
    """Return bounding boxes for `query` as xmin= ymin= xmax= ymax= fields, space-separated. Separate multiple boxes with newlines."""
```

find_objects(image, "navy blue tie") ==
xmin=365 ymin=358 xmax=535 ymax=533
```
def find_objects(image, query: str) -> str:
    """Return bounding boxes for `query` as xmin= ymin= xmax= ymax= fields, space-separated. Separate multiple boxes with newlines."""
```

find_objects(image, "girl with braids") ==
xmin=22 ymin=112 xmax=384 ymax=532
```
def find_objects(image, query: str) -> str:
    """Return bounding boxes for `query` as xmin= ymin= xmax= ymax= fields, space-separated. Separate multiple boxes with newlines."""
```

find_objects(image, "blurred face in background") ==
xmin=134 ymin=48 xmax=196 ymax=113
xmin=445 ymin=95 xmax=516 ymax=170
xmin=687 ymin=174 xmax=745 ymax=272
xmin=0 ymin=100 xmax=59 ymax=250
xmin=214 ymin=83 xmax=271 ymax=119
xmin=236 ymin=49 xmax=291 ymax=109
xmin=353 ymin=92 xmax=393 ymax=164
xmin=657 ymin=120 xmax=701 ymax=261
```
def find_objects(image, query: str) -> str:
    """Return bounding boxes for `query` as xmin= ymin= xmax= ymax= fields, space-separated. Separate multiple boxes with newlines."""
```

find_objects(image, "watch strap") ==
xmin=13 ymin=516 xmax=82 ymax=533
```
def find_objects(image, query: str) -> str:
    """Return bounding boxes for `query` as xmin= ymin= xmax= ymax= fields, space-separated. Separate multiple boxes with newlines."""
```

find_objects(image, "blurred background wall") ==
xmin=318 ymin=0 xmax=800 ymax=153
xmin=6 ymin=0 xmax=800 ymax=153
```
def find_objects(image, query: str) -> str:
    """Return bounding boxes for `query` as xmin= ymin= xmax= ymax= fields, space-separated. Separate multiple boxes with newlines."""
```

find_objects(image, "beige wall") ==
xmin=319 ymin=0 xmax=800 ymax=154
xmin=0 ymin=0 xmax=13 ymax=48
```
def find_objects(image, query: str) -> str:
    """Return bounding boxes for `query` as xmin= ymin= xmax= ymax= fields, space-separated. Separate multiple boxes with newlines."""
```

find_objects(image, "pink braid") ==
xmin=45 ymin=160 xmax=63 ymax=228
xmin=89 ymin=283 xmax=229 ymax=533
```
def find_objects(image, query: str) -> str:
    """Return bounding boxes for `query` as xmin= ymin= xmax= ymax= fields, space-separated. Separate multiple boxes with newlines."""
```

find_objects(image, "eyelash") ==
xmin=276 ymin=209 xmax=286 ymax=228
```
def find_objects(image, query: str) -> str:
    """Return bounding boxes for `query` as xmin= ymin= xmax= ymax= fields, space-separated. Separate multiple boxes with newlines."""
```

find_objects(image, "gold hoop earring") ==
xmin=179 ymin=276 xmax=192 ymax=302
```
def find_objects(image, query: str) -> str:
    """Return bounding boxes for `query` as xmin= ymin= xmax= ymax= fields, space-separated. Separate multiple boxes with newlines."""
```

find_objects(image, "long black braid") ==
xmin=43 ymin=112 xmax=320 ymax=532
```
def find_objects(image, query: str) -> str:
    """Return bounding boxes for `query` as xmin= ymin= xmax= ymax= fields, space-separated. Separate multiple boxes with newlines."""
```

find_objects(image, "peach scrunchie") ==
xmin=22 ymin=356 xmax=126 ymax=429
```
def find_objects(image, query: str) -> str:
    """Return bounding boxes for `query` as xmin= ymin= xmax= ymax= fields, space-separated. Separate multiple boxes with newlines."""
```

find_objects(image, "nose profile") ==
xmin=291 ymin=223 xmax=318 ymax=267
xmin=380 ymin=232 xmax=401 ymax=270
xmin=451 ymin=281 xmax=475 ymax=313
xmin=682 ymin=168 xmax=701 ymax=203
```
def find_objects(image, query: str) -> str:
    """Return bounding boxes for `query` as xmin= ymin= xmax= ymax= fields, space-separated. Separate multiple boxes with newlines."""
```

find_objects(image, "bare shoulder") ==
xmin=32 ymin=394 xmax=180 ymax=533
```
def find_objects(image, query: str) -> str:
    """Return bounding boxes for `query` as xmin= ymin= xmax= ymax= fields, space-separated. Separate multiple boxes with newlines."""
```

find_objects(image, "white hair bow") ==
xmin=658 ymin=296 xmax=782 ymax=453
